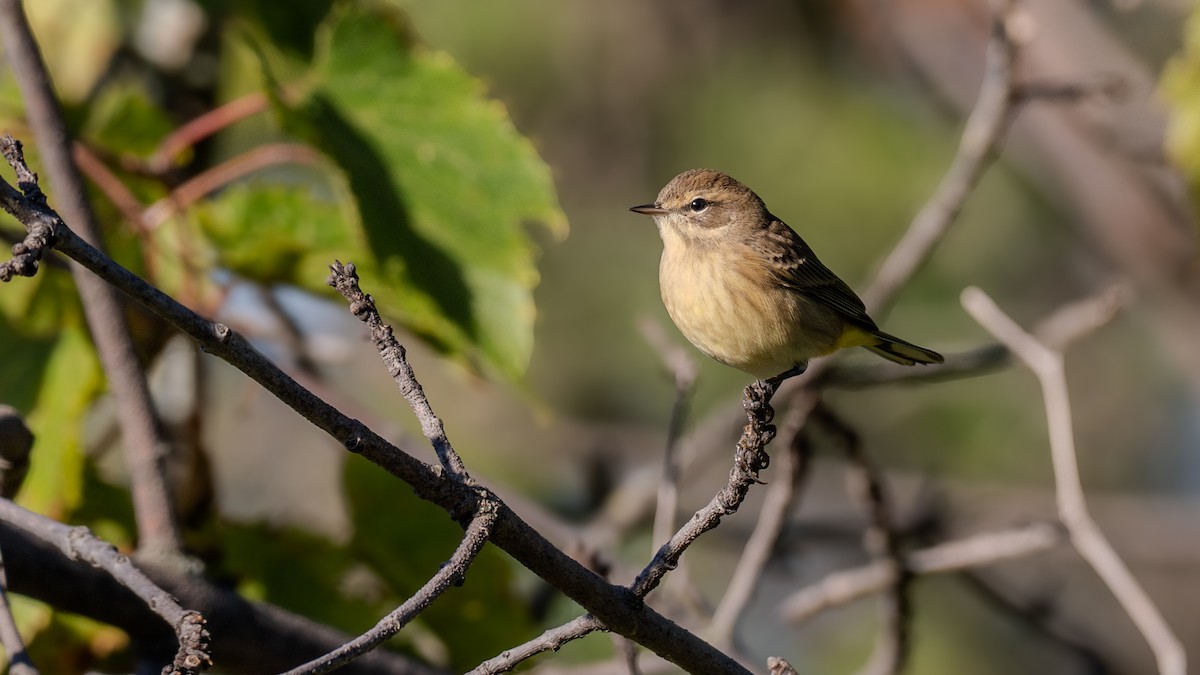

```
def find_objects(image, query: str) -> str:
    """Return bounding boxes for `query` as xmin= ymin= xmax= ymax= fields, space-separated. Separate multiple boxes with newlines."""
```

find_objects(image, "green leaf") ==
xmin=206 ymin=521 xmax=388 ymax=638
xmin=194 ymin=181 xmax=352 ymax=285
xmin=1164 ymin=8 xmax=1200 ymax=207
xmin=272 ymin=1 xmax=566 ymax=379
xmin=83 ymin=82 xmax=176 ymax=159
xmin=27 ymin=0 xmax=121 ymax=103
xmin=200 ymin=0 xmax=335 ymax=59
xmin=19 ymin=326 xmax=103 ymax=519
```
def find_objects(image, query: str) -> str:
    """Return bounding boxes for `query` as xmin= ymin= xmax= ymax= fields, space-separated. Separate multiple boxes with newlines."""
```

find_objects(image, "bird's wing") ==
xmin=757 ymin=216 xmax=879 ymax=330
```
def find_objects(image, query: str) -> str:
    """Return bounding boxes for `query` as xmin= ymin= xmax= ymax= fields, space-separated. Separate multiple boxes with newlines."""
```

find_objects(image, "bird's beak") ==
xmin=630 ymin=203 xmax=668 ymax=216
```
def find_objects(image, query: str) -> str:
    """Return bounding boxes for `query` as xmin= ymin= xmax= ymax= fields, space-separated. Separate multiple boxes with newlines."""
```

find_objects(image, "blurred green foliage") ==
xmin=0 ymin=0 xmax=562 ymax=667
xmin=276 ymin=3 xmax=567 ymax=377
xmin=1164 ymin=5 xmax=1200 ymax=208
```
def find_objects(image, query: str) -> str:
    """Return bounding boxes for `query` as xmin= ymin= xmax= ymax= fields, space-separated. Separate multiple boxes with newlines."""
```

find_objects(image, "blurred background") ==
xmin=1 ymin=0 xmax=1199 ymax=673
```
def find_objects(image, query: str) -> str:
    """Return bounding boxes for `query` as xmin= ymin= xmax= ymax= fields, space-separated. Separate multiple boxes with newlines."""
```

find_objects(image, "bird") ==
xmin=630 ymin=168 xmax=943 ymax=385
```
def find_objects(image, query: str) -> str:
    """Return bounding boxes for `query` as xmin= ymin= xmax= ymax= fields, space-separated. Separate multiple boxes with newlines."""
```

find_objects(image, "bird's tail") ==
xmin=863 ymin=330 xmax=944 ymax=366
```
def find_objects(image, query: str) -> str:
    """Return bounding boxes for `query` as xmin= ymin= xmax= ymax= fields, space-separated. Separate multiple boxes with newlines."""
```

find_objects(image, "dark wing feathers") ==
xmin=756 ymin=216 xmax=879 ymax=331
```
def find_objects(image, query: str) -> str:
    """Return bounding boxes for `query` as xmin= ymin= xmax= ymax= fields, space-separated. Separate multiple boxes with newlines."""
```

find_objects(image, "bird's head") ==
xmin=630 ymin=168 xmax=769 ymax=245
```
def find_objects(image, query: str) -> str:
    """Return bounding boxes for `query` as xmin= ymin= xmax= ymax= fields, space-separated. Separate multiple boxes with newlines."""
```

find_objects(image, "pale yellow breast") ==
xmin=658 ymin=236 xmax=843 ymax=378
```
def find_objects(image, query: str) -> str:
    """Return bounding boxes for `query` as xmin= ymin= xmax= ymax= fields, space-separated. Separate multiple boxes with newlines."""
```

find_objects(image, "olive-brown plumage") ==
xmin=631 ymin=168 xmax=942 ymax=380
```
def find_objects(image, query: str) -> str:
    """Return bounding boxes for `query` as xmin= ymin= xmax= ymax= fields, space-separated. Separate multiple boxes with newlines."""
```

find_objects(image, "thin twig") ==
xmin=73 ymin=142 xmax=148 ymax=231
xmin=860 ymin=0 xmax=1019 ymax=315
xmin=813 ymin=404 xmax=910 ymax=675
xmin=825 ymin=283 xmax=1126 ymax=389
xmin=0 ymin=499 xmax=209 ymax=674
xmin=282 ymin=507 xmax=499 ymax=674
xmin=1013 ymin=74 xmax=1128 ymax=105
xmin=0 ymin=2 xmax=183 ymax=554
xmin=148 ymin=93 xmax=270 ymax=173
xmin=962 ymin=287 xmax=1185 ymax=675
xmin=142 ymin=143 xmax=324 ymax=230
xmin=618 ymin=636 xmax=642 ymax=675
xmin=260 ymin=286 xmax=322 ymax=375
xmin=638 ymin=318 xmax=698 ymax=563
xmin=328 ymin=262 xmax=471 ymax=484
xmin=780 ymin=523 xmax=1062 ymax=623
xmin=957 ymin=571 xmax=1110 ymax=672
xmin=0 ymin=545 xmax=37 ymax=675
xmin=467 ymin=615 xmax=603 ymax=675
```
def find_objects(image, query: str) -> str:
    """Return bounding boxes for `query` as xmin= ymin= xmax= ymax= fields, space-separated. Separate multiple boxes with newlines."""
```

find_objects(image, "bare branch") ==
xmin=0 ymin=1 xmax=183 ymax=553
xmin=328 ymin=262 xmax=471 ymax=483
xmin=471 ymin=376 xmax=783 ymax=672
xmin=283 ymin=506 xmax=499 ymax=674
xmin=823 ymin=344 xmax=1011 ymax=389
xmin=638 ymin=318 xmax=698 ymax=563
xmin=1013 ymin=74 xmax=1128 ymax=105
xmin=962 ymin=286 xmax=1185 ymax=675
xmin=781 ymin=523 xmax=1062 ymax=623
xmin=861 ymin=0 xmax=1019 ymax=315
xmin=708 ymin=430 xmax=812 ymax=646
xmin=813 ymin=405 xmax=910 ymax=675
xmin=826 ymin=283 xmax=1126 ymax=389
xmin=149 ymin=93 xmax=270 ymax=173
xmin=467 ymin=615 xmax=603 ymax=675
xmin=0 ymin=519 xmax=434 ymax=674
xmin=0 ymin=546 xmax=37 ymax=675
xmin=469 ymin=378 xmax=788 ymax=673
xmin=0 ymin=499 xmax=209 ymax=674
xmin=73 ymin=142 xmax=150 ymax=232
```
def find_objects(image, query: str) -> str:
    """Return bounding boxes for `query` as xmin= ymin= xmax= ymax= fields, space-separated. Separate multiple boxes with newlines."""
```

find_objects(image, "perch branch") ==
xmin=468 ymin=378 xmax=787 ymax=674
xmin=631 ymin=378 xmax=779 ymax=599
xmin=708 ymin=428 xmax=812 ymax=646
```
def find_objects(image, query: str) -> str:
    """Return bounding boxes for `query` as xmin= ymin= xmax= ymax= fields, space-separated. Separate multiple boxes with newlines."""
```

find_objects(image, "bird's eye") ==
xmin=689 ymin=198 xmax=709 ymax=212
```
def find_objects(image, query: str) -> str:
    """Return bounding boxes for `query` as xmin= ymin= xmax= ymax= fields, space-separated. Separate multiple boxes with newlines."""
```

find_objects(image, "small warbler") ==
xmin=631 ymin=168 xmax=943 ymax=382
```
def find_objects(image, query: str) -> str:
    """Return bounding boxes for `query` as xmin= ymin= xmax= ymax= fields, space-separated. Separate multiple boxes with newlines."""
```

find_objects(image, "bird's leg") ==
xmin=768 ymin=361 xmax=808 ymax=388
